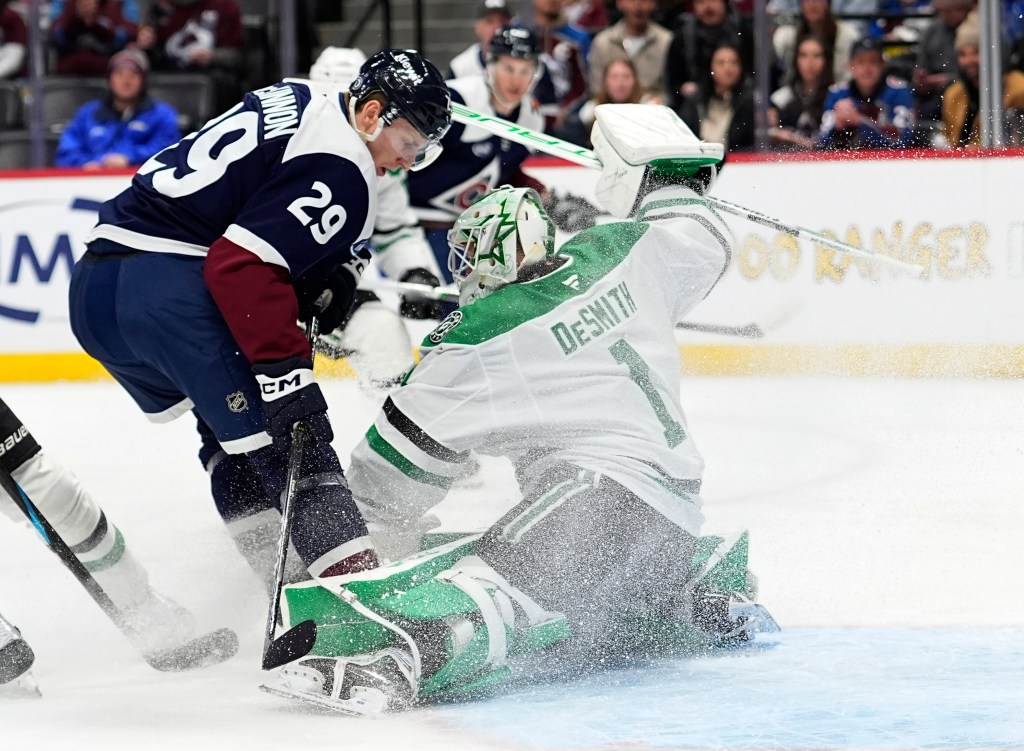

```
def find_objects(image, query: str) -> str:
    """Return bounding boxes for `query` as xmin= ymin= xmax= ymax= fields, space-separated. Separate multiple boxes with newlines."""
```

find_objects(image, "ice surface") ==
xmin=0 ymin=377 xmax=1021 ymax=750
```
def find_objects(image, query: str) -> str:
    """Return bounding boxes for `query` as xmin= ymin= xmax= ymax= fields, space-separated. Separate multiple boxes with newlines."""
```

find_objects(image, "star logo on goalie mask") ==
xmin=474 ymin=205 xmax=517 ymax=268
xmin=226 ymin=392 xmax=249 ymax=413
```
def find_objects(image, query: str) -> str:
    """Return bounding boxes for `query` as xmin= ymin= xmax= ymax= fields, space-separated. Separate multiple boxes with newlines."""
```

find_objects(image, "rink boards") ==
xmin=2 ymin=150 xmax=1023 ymax=381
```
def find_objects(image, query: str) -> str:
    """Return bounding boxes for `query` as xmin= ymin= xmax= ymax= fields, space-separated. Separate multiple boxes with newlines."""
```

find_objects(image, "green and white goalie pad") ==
xmin=280 ymin=531 xmax=771 ymax=704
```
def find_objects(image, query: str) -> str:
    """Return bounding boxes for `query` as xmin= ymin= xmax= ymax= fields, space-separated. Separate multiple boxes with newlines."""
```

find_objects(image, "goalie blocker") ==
xmin=590 ymin=103 xmax=724 ymax=218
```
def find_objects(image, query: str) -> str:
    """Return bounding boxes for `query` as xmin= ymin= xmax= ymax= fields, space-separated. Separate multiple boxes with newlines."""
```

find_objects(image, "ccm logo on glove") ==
xmin=255 ymin=365 xmax=314 ymax=400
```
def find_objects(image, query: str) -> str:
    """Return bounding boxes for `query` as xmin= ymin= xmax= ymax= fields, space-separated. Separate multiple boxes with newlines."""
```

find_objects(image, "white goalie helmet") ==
xmin=448 ymin=186 xmax=555 ymax=305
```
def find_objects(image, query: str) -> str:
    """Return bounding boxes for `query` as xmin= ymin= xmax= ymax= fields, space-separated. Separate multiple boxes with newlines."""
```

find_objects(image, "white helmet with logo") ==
xmin=447 ymin=185 xmax=555 ymax=306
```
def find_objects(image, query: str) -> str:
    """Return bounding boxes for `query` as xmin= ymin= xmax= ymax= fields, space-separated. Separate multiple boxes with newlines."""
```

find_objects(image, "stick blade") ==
xmin=144 ymin=627 xmax=239 ymax=672
xmin=262 ymin=619 xmax=317 ymax=671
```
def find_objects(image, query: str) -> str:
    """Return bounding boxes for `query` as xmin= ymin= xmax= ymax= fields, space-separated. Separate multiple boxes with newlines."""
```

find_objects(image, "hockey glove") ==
xmin=544 ymin=190 xmax=601 ymax=233
xmin=253 ymin=357 xmax=334 ymax=443
xmin=298 ymin=247 xmax=371 ymax=335
xmin=398 ymin=268 xmax=444 ymax=320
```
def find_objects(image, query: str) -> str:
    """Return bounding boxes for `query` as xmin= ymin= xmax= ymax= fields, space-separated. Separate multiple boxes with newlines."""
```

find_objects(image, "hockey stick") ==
xmin=450 ymin=103 xmax=924 ymax=275
xmin=365 ymin=278 xmax=774 ymax=338
xmin=261 ymin=316 xmax=320 ymax=671
xmin=0 ymin=464 xmax=238 ymax=671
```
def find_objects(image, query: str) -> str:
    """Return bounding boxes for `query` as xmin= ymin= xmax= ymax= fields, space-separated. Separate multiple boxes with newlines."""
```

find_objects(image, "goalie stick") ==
xmin=364 ymin=278 xmax=775 ymax=339
xmin=0 ymin=464 xmax=238 ymax=672
xmin=450 ymin=103 xmax=925 ymax=276
xmin=261 ymin=315 xmax=320 ymax=671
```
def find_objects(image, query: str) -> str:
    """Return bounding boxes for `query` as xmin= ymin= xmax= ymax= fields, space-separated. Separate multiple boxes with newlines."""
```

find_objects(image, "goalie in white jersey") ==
xmin=264 ymin=106 xmax=776 ymax=712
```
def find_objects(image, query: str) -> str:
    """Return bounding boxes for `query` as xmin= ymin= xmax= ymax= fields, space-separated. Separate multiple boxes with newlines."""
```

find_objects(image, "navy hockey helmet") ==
xmin=349 ymin=49 xmax=452 ymax=169
xmin=487 ymin=26 xmax=541 ymax=64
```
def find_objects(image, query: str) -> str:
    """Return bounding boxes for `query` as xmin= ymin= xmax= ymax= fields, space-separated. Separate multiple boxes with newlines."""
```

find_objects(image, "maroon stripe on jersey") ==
xmin=204 ymin=236 xmax=311 ymax=365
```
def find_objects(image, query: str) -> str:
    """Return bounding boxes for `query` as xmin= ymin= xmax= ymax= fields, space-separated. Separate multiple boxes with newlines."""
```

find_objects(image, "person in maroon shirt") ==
xmin=0 ymin=0 xmax=27 ymax=80
xmin=51 ymin=0 xmax=137 ymax=77
xmin=135 ymin=0 xmax=244 ymax=111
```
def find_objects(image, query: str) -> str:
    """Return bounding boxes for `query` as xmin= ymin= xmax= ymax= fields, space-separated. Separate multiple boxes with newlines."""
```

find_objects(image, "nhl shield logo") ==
xmin=428 ymin=310 xmax=463 ymax=344
xmin=226 ymin=391 xmax=249 ymax=413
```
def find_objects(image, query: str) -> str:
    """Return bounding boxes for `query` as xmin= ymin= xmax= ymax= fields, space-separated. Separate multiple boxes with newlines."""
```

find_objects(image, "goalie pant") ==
xmin=0 ymin=395 xmax=158 ymax=611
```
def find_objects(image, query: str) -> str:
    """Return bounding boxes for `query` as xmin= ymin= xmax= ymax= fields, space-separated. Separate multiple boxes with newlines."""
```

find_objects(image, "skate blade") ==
xmin=259 ymin=682 xmax=387 ymax=716
xmin=0 ymin=671 xmax=41 ymax=699
xmin=0 ymin=638 xmax=35 ymax=684
xmin=144 ymin=627 xmax=239 ymax=672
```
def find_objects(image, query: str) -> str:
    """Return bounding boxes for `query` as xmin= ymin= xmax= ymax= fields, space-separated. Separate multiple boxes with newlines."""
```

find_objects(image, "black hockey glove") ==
xmin=398 ymin=268 xmax=444 ymax=320
xmin=298 ymin=268 xmax=357 ymax=335
xmin=544 ymin=190 xmax=601 ymax=233
xmin=298 ymin=246 xmax=372 ymax=335
xmin=253 ymin=357 xmax=334 ymax=442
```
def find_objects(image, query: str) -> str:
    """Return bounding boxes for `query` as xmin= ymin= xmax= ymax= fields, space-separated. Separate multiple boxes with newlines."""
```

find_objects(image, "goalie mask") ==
xmin=448 ymin=186 xmax=555 ymax=306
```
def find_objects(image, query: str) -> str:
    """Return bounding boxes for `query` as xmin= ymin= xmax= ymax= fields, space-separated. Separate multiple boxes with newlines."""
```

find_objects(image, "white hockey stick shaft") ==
xmin=451 ymin=103 xmax=923 ymax=275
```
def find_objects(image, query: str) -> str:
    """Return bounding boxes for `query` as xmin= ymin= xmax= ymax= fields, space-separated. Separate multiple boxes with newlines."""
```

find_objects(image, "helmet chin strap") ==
xmin=347 ymin=95 xmax=385 ymax=142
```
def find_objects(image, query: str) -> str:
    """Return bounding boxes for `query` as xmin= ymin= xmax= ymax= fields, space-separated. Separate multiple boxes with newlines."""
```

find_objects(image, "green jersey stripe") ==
xmin=83 ymin=527 xmax=126 ymax=573
xmin=366 ymin=425 xmax=454 ymax=489
xmin=383 ymin=396 xmax=468 ymax=465
xmin=637 ymin=195 xmax=726 ymax=226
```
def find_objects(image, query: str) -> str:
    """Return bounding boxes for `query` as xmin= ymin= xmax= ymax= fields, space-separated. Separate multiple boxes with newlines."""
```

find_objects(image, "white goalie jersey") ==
xmin=348 ymin=187 xmax=733 ymax=536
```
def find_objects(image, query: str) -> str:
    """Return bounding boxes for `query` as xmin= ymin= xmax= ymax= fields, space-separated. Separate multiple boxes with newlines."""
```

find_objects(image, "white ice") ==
xmin=1 ymin=376 xmax=1022 ymax=749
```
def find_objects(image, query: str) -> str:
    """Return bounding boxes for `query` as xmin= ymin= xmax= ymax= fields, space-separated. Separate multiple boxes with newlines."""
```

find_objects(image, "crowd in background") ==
xmin=1 ymin=0 xmax=1023 ymax=168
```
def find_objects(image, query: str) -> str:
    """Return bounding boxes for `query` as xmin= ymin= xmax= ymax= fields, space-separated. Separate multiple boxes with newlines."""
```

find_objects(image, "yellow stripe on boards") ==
xmin=0 ymin=353 xmax=359 ymax=383
xmin=678 ymin=345 xmax=1024 ymax=379
xmin=5 ymin=346 xmax=1024 ymax=382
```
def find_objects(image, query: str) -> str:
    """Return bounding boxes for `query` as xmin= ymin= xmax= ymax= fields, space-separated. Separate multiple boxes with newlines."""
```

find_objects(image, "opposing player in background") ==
xmin=408 ymin=25 xmax=547 ymax=281
xmin=1 ymin=395 xmax=200 ymax=667
xmin=67 ymin=50 xmax=452 ymax=596
xmin=263 ymin=105 xmax=777 ymax=713
xmin=301 ymin=47 xmax=445 ymax=393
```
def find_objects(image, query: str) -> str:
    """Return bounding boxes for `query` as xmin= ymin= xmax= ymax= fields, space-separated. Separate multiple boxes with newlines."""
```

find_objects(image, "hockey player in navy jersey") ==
xmin=68 ymin=50 xmax=452 ymax=591
xmin=408 ymin=26 xmax=547 ymax=281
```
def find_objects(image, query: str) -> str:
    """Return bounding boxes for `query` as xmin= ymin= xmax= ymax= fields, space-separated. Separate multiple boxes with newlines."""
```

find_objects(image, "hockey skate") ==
xmin=693 ymin=589 xmax=780 ymax=645
xmin=261 ymin=647 xmax=415 ymax=715
xmin=0 ymin=615 xmax=40 ymax=698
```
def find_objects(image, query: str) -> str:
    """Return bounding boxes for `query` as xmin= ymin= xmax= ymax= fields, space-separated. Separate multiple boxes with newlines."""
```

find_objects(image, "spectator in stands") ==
xmin=678 ymin=41 xmax=755 ymax=152
xmin=51 ymin=0 xmax=137 ymax=76
xmin=0 ymin=0 xmax=26 ymax=81
xmin=942 ymin=11 xmax=1024 ymax=147
xmin=134 ymin=0 xmax=244 ymax=113
xmin=51 ymin=0 xmax=139 ymax=25
xmin=817 ymin=36 xmax=914 ymax=149
xmin=665 ymin=0 xmax=754 ymax=110
xmin=448 ymin=0 xmax=512 ymax=79
xmin=769 ymin=34 xmax=833 ymax=148
xmin=773 ymin=0 xmax=860 ymax=84
xmin=913 ymin=0 xmax=974 ymax=123
xmin=518 ymin=0 xmax=591 ymax=139
xmin=563 ymin=0 xmax=610 ymax=37
xmin=588 ymin=0 xmax=673 ymax=102
xmin=54 ymin=48 xmax=180 ymax=169
xmin=579 ymin=57 xmax=662 ymax=132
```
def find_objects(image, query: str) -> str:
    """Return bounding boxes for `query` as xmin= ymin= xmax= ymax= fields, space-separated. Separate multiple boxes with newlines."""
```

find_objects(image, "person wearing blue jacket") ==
xmin=55 ymin=48 xmax=180 ymax=169
xmin=817 ymin=37 xmax=915 ymax=150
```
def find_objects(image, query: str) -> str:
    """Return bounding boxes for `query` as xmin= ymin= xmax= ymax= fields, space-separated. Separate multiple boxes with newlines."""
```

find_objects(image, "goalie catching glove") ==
xmin=591 ymin=103 xmax=724 ymax=219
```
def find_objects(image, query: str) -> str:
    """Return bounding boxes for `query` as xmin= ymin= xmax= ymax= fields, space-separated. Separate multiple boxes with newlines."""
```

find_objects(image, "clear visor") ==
xmin=447 ymin=220 xmax=499 ymax=282
xmin=378 ymin=119 xmax=444 ymax=172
